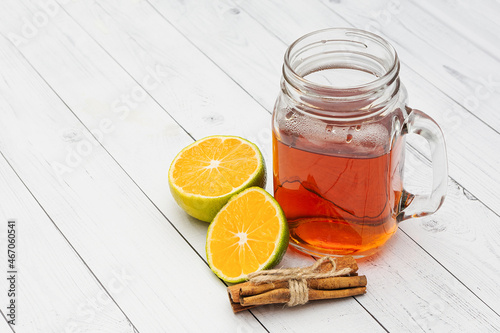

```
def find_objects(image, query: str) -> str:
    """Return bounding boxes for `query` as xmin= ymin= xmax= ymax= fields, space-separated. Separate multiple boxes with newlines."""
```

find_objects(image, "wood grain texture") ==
xmin=317 ymin=0 xmax=500 ymax=130
xmin=0 ymin=154 xmax=136 ymax=332
xmin=0 ymin=315 xmax=13 ymax=333
xmin=0 ymin=0 xmax=499 ymax=331
xmin=0 ymin=14 xmax=266 ymax=333
xmin=143 ymin=0 xmax=500 ymax=219
xmin=240 ymin=0 xmax=500 ymax=217
xmin=0 ymin=1 xmax=386 ymax=331
xmin=32 ymin=0 xmax=500 ymax=330
xmin=412 ymin=0 xmax=500 ymax=57
xmin=355 ymin=230 xmax=499 ymax=332
xmin=147 ymin=0 xmax=285 ymax=111
xmin=231 ymin=0 xmax=500 ymax=307
xmin=236 ymin=0 xmax=500 ymax=319
xmin=403 ymin=145 xmax=500 ymax=310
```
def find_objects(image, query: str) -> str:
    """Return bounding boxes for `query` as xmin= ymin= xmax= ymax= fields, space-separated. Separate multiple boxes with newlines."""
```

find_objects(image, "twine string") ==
xmin=247 ymin=256 xmax=352 ymax=306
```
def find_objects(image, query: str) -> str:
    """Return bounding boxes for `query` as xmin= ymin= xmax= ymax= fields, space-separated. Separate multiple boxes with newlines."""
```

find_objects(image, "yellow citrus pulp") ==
xmin=206 ymin=187 xmax=289 ymax=283
xmin=168 ymin=136 xmax=266 ymax=222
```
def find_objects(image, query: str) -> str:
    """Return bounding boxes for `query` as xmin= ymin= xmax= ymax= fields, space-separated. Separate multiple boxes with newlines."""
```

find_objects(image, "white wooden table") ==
xmin=0 ymin=0 xmax=499 ymax=332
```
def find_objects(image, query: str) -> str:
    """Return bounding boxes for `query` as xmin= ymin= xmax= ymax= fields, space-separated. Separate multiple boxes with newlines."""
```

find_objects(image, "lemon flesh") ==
xmin=206 ymin=187 xmax=289 ymax=283
xmin=168 ymin=136 xmax=266 ymax=222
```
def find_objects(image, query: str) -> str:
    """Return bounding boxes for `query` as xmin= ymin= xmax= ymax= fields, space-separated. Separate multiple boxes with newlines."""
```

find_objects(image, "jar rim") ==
xmin=283 ymin=28 xmax=399 ymax=94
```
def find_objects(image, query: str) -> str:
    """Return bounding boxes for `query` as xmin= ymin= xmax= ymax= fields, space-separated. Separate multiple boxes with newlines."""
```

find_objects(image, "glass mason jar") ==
xmin=272 ymin=28 xmax=448 ymax=258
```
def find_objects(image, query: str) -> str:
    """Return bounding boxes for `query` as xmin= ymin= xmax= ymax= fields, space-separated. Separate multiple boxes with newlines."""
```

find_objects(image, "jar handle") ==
xmin=398 ymin=108 xmax=448 ymax=221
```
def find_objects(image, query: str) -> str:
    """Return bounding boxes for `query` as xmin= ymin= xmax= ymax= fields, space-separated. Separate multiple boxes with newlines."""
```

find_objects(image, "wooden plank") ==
xmin=0 ymin=16 xmax=266 ymax=333
xmin=402 ymin=145 xmax=500 ymax=314
xmin=356 ymin=227 xmax=499 ymax=332
xmin=236 ymin=0 xmax=500 ymax=216
xmin=16 ymin=0 xmax=500 ymax=330
xmin=0 ymin=314 xmax=13 ymax=333
xmin=0 ymin=1 xmax=386 ymax=332
xmin=412 ymin=0 xmax=500 ymax=57
xmin=317 ymin=0 xmax=500 ymax=130
xmin=224 ymin=0 xmax=500 ymax=317
xmin=146 ymin=0 xmax=286 ymax=112
xmin=142 ymin=0 xmax=500 ymax=219
xmin=250 ymin=198 xmax=500 ymax=332
xmin=0 ymin=155 xmax=136 ymax=332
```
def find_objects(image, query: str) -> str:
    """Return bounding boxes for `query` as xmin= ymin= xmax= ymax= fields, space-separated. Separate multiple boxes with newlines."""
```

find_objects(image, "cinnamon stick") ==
xmin=239 ymin=275 xmax=366 ymax=299
xmin=228 ymin=256 xmax=358 ymax=303
xmin=228 ymin=294 xmax=255 ymax=313
xmin=309 ymin=275 xmax=367 ymax=290
xmin=318 ymin=256 xmax=358 ymax=274
xmin=240 ymin=287 xmax=367 ymax=307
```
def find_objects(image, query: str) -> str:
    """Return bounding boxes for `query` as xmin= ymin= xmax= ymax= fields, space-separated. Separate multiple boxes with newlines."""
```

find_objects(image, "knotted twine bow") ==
xmin=247 ymin=256 xmax=353 ymax=307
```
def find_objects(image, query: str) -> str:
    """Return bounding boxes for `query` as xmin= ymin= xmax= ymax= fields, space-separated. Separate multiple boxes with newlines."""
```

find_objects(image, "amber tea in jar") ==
xmin=272 ymin=28 xmax=448 ymax=258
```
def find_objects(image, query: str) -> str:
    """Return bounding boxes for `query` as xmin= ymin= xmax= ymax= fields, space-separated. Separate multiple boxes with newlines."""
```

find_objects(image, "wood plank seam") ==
xmin=0 ymin=5 xmax=384 ymax=331
xmin=315 ymin=0 xmax=500 ymax=134
xmin=144 ymin=0 xmax=272 ymax=117
xmin=0 ymin=311 xmax=15 ymax=333
xmin=131 ymin=1 xmax=500 ymax=324
xmin=237 ymin=0 xmax=500 ymax=157
xmin=0 ymin=149 xmax=140 ymax=332
xmin=0 ymin=10 xmax=271 ymax=329
xmin=1 ymin=1 xmax=498 ymax=330
xmin=56 ymin=0 xmax=500 ymax=315
xmin=410 ymin=1 xmax=500 ymax=65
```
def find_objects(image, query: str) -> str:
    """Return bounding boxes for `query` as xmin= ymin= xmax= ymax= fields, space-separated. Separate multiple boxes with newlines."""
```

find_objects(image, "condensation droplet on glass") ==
xmin=285 ymin=111 xmax=294 ymax=120
xmin=355 ymin=125 xmax=361 ymax=131
xmin=326 ymin=124 xmax=333 ymax=133
xmin=346 ymin=134 xmax=353 ymax=143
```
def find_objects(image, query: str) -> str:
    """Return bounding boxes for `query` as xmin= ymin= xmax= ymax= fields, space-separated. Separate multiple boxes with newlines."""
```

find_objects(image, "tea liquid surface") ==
xmin=273 ymin=132 xmax=404 ymax=257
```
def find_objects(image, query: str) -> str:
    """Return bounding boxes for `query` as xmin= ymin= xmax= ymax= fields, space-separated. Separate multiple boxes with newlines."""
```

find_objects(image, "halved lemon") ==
xmin=168 ymin=136 xmax=266 ymax=222
xmin=206 ymin=187 xmax=289 ymax=283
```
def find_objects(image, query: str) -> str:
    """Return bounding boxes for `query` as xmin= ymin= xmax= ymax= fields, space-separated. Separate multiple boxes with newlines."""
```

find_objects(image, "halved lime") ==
xmin=168 ymin=135 xmax=266 ymax=222
xmin=206 ymin=187 xmax=289 ymax=283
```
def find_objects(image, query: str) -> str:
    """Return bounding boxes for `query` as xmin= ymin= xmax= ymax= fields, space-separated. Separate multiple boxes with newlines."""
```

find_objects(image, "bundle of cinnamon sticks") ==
xmin=227 ymin=256 xmax=367 ymax=313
